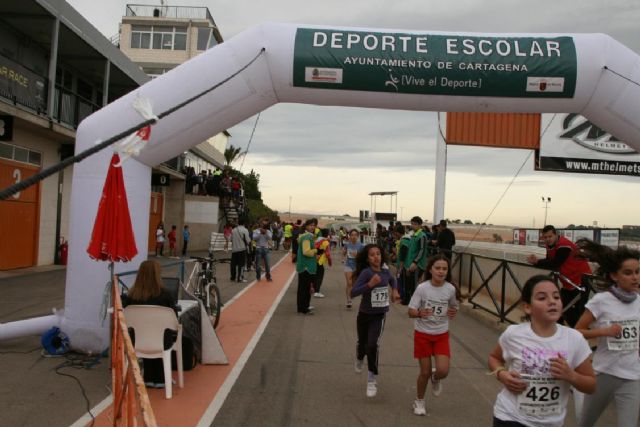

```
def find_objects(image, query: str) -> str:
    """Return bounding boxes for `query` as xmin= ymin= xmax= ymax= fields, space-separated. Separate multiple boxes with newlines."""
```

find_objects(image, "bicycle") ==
xmin=186 ymin=256 xmax=223 ymax=329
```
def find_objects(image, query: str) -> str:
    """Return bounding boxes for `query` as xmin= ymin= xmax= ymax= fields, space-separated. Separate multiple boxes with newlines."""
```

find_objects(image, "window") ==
xmin=197 ymin=28 xmax=210 ymax=51
xmin=197 ymin=27 xmax=217 ymax=51
xmin=131 ymin=25 xmax=186 ymax=50
xmin=0 ymin=142 xmax=42 ymax=166
xmin=131 ymin=25 xmax=152 ymax=49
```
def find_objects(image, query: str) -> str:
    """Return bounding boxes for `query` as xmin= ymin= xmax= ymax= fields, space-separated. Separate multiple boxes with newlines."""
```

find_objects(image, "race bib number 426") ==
xmin=517 ymin=376 xmax=562 ymax=416
xmin=607 ymin=319 xmax=639 ymax=351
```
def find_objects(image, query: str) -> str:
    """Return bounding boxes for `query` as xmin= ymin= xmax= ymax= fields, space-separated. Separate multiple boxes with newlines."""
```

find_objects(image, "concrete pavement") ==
xmin=0 ymin=249 xmax=620 ymax=427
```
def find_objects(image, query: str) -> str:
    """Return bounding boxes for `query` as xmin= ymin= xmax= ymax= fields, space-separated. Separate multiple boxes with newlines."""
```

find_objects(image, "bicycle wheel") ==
xmin=205 ymin=281 xmax=222 ymax=329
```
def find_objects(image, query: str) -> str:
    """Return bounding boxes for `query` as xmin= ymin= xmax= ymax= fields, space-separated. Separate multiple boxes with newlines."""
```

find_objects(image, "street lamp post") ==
xmin=400 ymin=206 xmax=404 ymax=221
xmin=541 ymin=196 xmax=551 ymax=226
xmin=288 ymin=196 xmax=292 ymax=220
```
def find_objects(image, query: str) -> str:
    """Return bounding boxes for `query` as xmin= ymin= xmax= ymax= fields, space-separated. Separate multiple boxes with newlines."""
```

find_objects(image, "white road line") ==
xmin=196 ymin=269 xmax=296 ymax=427
xmin=69 ymin=395 xmax=113 ymax=427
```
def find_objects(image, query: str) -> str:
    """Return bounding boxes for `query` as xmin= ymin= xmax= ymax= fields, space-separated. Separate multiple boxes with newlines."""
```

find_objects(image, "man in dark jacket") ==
xmin=433 ymin=220 xmax=456 ymax=260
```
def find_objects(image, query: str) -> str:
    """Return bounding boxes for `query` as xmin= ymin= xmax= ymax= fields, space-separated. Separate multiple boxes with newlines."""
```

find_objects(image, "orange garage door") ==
xmin=0 ymin=159 xmax=40 ymax=270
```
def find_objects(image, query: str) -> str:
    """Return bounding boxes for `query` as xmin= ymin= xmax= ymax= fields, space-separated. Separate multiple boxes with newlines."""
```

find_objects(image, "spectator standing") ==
xmin=526 ymin=225 xmax=592 ymax=327
xmin=182 ymin=225 xmax=190 ymax=257
xmin=223 ymin=224 xmax=233 ymax=252
xmin=283 ymin=222 xmax=293 ymax=250
xmin=155 ymin=222 xmax=165 ymax=257
xmin=291 ymin=219 xmax=303 ymax=263
xmin=167 ymin=225 xmax=177 ymax=258
xmin=313 ymin=228 xmax=332 ymax=298
xmin=433 ymin=220 xmax=455 ymax=260
xmin=402 ymin=216 xmax=428 ymax=305
xmin=253 ymin=219 xmax=273 ymax=282
xmin=296 ymin=219 xmax=319 ymax=314
xmin=230 ymin=219 xmax=251 ymax=283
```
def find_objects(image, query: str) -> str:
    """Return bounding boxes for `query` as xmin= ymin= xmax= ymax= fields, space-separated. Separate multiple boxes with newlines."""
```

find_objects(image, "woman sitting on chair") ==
xmin=122 ymin=259 xmax=177 ymax=388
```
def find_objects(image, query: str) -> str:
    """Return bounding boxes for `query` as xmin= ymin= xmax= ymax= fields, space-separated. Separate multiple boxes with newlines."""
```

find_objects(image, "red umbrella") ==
xmin=87 ymin=153 xmax=138 ymax=262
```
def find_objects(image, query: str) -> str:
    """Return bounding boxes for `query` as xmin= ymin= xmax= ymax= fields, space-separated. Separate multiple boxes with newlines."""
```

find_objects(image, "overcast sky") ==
xmin=66 ymin=0 xmax=640 ymax=228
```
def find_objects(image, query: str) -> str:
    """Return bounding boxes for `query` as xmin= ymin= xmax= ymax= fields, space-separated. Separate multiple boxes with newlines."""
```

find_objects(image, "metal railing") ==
xmin=126 ymin=4 xmax=215 ymax=23
xmin=451 ymin=250 xmax=557 ymax=323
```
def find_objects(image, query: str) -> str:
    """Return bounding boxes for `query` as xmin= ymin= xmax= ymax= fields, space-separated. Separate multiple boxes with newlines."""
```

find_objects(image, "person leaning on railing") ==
xmin=526 ymin=225 xmax=592 ymax=328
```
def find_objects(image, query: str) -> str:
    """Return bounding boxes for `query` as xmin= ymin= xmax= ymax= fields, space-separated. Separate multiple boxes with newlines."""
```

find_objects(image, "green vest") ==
xmin=296 ymin=232 xmax=317 ymax=273
xmin=405 ymin=229 xmax=427 ymax=270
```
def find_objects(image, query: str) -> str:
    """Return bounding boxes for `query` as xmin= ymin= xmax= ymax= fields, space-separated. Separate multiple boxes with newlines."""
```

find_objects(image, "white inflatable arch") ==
xmin=7 ymin=23 xmax=640 ymax=352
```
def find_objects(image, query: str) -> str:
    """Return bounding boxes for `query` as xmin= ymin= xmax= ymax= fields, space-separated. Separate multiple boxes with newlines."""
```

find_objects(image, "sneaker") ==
xmin=431 ymin=369 xmax=442 ymax=397
xmin=366 ymin=380 xmax=377 ymax=397
xmin=307 ymin=306 xmax=315 ymax=311
xmin=346 ymin=300 xmax=353 ymax=309
xmin=241 ymin=278 xmax=248 ymax=283
xmin=354 ymin=359 xmax=364 ymax=373
xmin=413 ymin=399 xmax=426 ymax=416
xmin=313 ymin=292 xmax=325 ymax=298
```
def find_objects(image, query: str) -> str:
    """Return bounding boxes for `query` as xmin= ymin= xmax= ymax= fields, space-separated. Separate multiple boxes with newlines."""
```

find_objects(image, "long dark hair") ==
xmin=354 ymin=243 xmax=387 ymax=279
xmin=575 ymin=238 xmax=640 ymax=290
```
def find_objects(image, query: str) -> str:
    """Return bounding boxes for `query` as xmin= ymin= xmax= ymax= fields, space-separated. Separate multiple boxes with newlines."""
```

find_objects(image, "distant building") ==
xmin=116 ymin=3 xmax=231 ymax=251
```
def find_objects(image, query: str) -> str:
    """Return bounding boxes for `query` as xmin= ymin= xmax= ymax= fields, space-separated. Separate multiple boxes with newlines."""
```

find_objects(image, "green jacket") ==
xmin=405 ymin=229 xmax=428 ymax=270
xmin=296 ymin=232 xmax=317 ymax=274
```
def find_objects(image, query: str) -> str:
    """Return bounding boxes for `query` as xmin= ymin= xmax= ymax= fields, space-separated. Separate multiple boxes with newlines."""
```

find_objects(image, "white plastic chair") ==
xmin=123 ymin=305 xmax=184 ymax=399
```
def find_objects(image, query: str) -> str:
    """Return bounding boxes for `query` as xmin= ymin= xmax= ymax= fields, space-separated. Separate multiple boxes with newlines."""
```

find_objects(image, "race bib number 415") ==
xmin=517 ymin=375 xmax=562 ymax=416
xmin=607 ymin=319 xmax=639 ymax=351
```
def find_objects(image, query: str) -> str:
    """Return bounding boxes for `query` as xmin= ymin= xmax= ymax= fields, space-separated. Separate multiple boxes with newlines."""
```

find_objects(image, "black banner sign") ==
xmin=0 ymin=55 xmax=46 ymax=112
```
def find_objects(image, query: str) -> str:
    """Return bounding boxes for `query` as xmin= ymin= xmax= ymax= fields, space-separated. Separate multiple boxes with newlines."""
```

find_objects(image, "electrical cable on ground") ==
xmin=0 ymin=48 xmax=266 ymax=201
xmin=0 ymin=347 xmax=41 ymax=355
xmin=51 ymin=352 xmax=103 ymax=427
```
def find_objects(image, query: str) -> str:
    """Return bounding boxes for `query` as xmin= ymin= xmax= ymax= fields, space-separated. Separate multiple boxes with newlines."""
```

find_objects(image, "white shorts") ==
xmin=344 ymin=265 xmax=355 ymax=273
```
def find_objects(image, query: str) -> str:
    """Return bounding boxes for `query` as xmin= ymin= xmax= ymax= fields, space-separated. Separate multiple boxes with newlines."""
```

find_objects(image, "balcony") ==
xmin=125 ymin=4 xmax=215 ymax=24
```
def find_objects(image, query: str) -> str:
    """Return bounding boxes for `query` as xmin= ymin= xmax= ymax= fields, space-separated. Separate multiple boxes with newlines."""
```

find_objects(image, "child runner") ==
xmin=408 ymin=254 xmax=459 ymax=415
xmin=343 ymin=229 xmax=364 ymax=309
xmin=488 ymin=274 xmax=595 ymax=427
xmin=167 ymin=225 xmax=177 ymax=258
xmin=573 ymin=239 xmax=640 ymax=427
xmin=350 ymin=243 xmax=400 ymax=398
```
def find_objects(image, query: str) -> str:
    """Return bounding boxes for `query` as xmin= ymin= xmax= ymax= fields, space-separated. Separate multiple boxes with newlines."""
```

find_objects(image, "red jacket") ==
xmin=546 ymin=236 xmax=591 ymax=290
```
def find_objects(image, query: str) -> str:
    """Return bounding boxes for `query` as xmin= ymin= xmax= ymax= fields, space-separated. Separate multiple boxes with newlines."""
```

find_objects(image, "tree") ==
xmin=463 ymin=220 xmax=473 ymax=224
xmin=242 ymin=169 xmax=261 ymax=201
xmin=224 ymin=144 xmax=246 ymax=166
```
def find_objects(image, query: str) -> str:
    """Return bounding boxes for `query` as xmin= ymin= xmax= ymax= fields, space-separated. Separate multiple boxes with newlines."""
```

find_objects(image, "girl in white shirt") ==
xmin=574 ymin=240 xmax=640 ymax=427
xmin=488 ymin=275 xmax=595 ymax=427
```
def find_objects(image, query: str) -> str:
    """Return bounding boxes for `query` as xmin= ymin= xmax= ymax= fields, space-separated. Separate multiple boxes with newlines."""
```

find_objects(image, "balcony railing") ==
xmin=125 ymin=4 xmax=215 ymax=24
